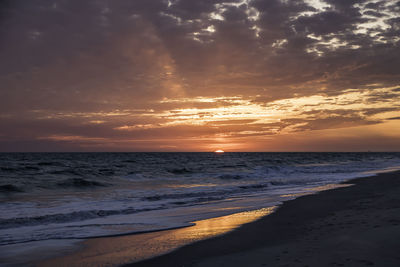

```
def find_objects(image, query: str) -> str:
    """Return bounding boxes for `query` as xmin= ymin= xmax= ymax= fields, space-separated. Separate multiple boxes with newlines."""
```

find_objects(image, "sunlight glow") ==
xmin=111 ymin=85 xmax=400 ymax=137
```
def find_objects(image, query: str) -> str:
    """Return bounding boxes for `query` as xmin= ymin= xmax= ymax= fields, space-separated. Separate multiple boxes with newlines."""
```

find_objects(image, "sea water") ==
xmin=1 ymin=152 xmax=400 ymax=247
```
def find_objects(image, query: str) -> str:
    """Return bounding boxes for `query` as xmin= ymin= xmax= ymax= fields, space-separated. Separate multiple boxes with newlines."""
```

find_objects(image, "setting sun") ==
xmin=2 ymin=1 xmax=400 ymax=267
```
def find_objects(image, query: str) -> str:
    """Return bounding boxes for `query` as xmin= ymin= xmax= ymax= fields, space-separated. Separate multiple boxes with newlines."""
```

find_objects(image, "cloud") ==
xmin=1 ymin=0 xmax=400 ymax=151
xmin=387 ymin=116 xmax=400 ymax=120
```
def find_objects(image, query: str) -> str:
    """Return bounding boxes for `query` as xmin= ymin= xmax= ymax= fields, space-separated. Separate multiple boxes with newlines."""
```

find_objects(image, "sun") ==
xmin=214 ymin=149 xmax=224 ymax=153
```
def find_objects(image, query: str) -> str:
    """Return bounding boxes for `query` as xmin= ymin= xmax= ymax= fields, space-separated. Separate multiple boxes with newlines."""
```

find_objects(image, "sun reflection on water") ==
xmin=39 ymin=207 xmax=275 ymax=267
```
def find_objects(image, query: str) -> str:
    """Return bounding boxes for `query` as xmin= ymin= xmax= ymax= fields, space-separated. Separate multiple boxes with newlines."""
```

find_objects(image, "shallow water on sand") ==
xmin=37 ymin=207 xmax=275 ymax=267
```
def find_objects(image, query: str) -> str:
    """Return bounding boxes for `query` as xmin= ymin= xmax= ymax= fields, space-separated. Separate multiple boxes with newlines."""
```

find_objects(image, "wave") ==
xmin=0 ymin=166 xmax=40 ymax=172
xmin=0 ymin=195 xmax=229 ymax=231
xmin=1 ymin=167 xmax=18 ymax=172
xmin=23 ymin=166 xmax=41 ymax=171
xmin=57 ymin=178 xmax=108 ymax=188
xmin=37 ymin=161 xmax=65 ymax=167
xmin=0 ymin=184 xmax=24 ymax=193
xmin=0 ymin=208 xmax=136 ymax=230
xmin=49 ymin=169 xmax=83 ymax=176
xmin=123 ymin=160 xmax=137 ymax=163
xmin=218 ymin=174 xmax=245 ymax=180
xmin=167 ymin=167 xmax=192 ymax=174
xmin=217 ymin=163 xmax=248 ymax=168
xmin=239 ymin=183 xmax=269 ymax=189
xmin=142 ymin=182 xmax=271 ymax=202
xmin=98 ymin=168 xmax=115 ymax=175
xmin=142 ymin=188 xmax=243 ymax=201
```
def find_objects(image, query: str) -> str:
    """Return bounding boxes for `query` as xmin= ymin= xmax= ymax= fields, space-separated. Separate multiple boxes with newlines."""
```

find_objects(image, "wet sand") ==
xmin=36 ymin=208 xmax=274 ymax=267
xmin=127 ymin=171 xmax=400 ymax=267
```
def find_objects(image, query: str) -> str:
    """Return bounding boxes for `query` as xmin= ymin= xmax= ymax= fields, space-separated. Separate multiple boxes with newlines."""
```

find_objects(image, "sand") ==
xmin=126 ymin=171 xmax=400 ymax=267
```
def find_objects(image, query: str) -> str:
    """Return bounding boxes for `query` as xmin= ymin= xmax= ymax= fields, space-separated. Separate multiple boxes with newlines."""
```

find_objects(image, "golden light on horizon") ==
xmin=214 ymin=149 xmax=225 ymax=153
xmin=2 ymin=0 xmax=400 ymax=153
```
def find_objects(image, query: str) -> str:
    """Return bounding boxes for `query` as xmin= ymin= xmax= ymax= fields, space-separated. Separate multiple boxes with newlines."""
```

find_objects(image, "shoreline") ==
xmin=33 ymin=183 xmax=353 ymax=267
xmin=35 ymin=207 xmax=276 ymax=267
xmin=3 ymin=171 xmax=398 ymax=266
xmin=126 ymin=170 xmax=400 ymax=267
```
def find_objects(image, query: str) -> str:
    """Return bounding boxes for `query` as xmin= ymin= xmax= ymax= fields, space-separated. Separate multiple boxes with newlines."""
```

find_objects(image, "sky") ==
xmin=0 ymin=0 xmax=400 ymax=152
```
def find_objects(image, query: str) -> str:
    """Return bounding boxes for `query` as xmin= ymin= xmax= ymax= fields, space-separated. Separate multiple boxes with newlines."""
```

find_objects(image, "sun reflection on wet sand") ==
xmin=38 ymin=207 xmax=274 ymax=267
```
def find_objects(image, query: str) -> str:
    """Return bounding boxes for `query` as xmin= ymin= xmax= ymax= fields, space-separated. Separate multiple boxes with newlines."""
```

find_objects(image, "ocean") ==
xmin=1 ymin=152 xmax=400 ymax=248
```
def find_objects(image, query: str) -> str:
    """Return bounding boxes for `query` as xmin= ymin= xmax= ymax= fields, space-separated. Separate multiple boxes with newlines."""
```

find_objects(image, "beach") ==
xmin=126 ymin=170 xmax=400 ymax=267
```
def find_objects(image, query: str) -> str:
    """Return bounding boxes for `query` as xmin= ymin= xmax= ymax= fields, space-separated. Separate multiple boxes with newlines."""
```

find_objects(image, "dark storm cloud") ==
xmin=1 ymin=0 xmax=400 ymax=151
